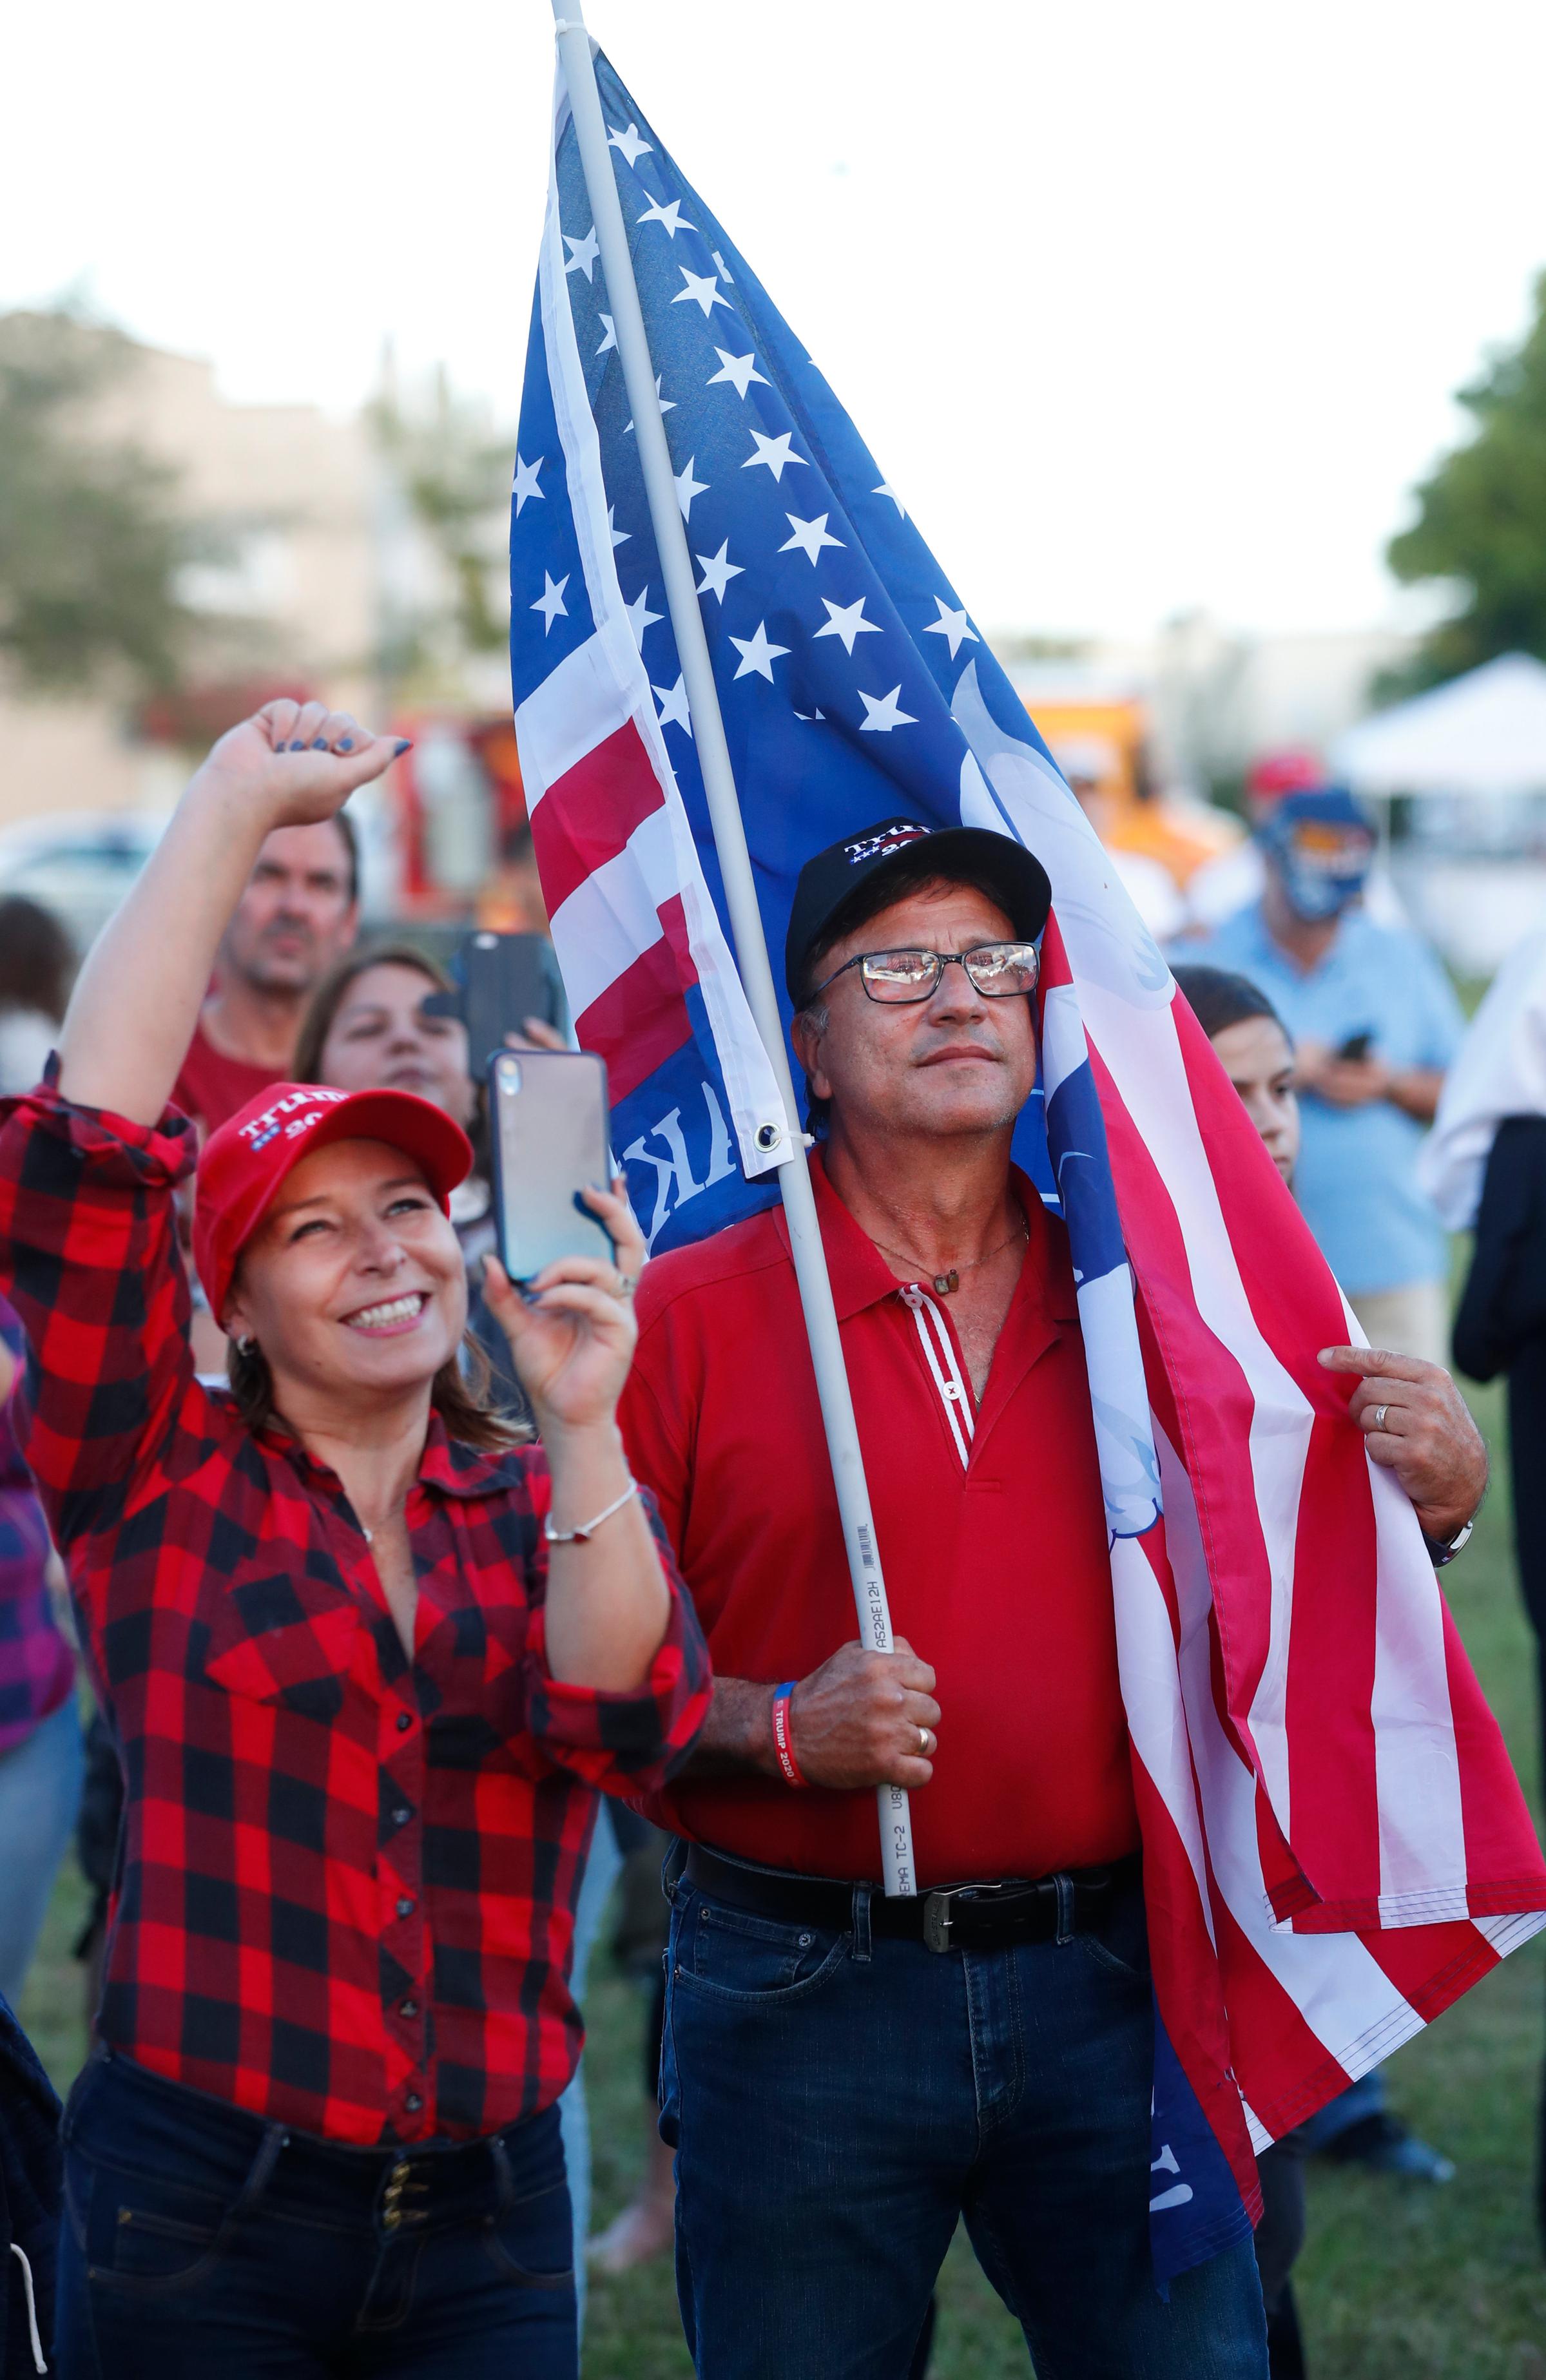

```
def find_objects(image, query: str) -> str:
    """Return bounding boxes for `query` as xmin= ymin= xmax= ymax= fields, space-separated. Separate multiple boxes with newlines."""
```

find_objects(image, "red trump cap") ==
xmin=193 ymin=1082 xmax=474 ymax=1325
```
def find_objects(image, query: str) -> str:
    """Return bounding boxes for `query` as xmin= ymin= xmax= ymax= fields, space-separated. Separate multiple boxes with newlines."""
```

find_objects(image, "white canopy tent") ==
xmin=1330 ymin=652 xmax=1546 ymax=798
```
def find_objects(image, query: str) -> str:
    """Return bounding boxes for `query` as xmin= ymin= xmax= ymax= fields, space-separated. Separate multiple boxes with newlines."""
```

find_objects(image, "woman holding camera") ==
xmin=0 ymin=700 xmax=708 ymax=2379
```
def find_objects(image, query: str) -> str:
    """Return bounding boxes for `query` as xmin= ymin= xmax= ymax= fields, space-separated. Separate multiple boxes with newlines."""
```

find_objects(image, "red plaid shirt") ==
xmin=0 ymin=1082 xmax=708 ymax=2145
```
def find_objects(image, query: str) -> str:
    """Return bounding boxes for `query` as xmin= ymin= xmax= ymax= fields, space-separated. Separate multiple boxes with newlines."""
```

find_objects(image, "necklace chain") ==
xmin=873 ymin=1213 xmax=1028 ymax=1297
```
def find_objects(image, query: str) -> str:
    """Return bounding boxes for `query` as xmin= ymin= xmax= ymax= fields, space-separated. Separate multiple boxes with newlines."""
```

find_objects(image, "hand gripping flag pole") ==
xmin=550 ymin=0 xmax=917 ymax=1895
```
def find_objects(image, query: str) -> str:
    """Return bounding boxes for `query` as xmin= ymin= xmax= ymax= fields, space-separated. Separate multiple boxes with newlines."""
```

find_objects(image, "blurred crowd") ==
xmin=1 ymin=738 xmax=1543 ymax=2380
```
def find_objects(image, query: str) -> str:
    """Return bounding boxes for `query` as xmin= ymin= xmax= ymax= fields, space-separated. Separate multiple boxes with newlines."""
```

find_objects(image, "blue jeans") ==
xmin=0 ymin=1696 xmax=82 ymax=2005
xmin=57 ymin=2050 xmax=577 ymax=2379
xmin=662 ymin=1862 xmax=1268 ymax=2380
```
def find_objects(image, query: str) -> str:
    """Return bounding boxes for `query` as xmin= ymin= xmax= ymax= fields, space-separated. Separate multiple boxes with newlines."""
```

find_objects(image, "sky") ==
xmin=5 ymin=0 xmax=1543 ymax=640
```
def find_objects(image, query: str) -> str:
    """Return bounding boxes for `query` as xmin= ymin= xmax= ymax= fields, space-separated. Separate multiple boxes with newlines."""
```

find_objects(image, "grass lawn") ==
xmin=19 ymin=1382 xmax=1546 ymax=2376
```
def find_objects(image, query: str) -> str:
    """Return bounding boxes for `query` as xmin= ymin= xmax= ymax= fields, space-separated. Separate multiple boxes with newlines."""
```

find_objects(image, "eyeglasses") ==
xmin=809 ymin=941 xmax=1041 ymax=1006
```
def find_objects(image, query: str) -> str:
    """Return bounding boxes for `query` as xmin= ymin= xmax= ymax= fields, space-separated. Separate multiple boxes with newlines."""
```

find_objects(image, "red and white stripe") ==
xmin=951 ymin=665 xmax=1546 ymax=2169
xmin=515 ymin=113 xmax=785 ymax=1167
xmin=1037 ymin=907 xmax=1546 ymax=2170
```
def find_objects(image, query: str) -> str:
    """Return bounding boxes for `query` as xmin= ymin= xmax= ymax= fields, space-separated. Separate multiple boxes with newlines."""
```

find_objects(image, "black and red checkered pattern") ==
xmin=0 ymin=1081 xmax=709 ymax=2145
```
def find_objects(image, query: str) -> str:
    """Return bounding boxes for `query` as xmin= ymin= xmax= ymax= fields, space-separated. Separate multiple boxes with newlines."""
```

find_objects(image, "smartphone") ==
xmin=488 ymin=1047 xmax=612 ymax=1284
xmin=1335 ymin=1030 xmax=1373 ymax=1063
xmin=423 ymin=932 xmax=570 ymax=1078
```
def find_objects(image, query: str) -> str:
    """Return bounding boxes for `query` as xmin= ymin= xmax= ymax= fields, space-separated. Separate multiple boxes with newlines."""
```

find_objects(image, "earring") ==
xmin=237 ymin=1336 xmax=257 ymax=1357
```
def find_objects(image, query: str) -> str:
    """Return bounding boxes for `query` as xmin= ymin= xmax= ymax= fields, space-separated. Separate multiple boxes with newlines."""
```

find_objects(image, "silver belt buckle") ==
xmin=922 ymin=1887 xmax=966 ymax=1953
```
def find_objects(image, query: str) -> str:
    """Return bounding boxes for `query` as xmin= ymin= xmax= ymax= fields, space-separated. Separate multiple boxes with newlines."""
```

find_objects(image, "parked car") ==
xmin=0 ymin=812 xmax=168 ymax=956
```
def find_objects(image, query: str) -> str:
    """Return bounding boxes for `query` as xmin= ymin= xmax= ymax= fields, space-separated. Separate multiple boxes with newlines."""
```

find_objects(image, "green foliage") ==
xmin=1383 ymin=271 xmax=1546 ymax=698
xmin=0 ymin=308 xmax=205 ymax=696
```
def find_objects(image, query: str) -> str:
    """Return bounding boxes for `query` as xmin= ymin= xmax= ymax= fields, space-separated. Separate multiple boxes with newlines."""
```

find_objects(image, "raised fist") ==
xmin=196 ymin=699 xmax=408 ymax=830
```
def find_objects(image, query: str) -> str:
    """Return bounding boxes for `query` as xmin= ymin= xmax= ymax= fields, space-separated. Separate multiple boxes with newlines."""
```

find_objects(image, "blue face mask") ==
xmin=1277 ymin=850 xmax=1369 ymax=923
xmin=1265 ymin=816 xmax=1373 ymax=924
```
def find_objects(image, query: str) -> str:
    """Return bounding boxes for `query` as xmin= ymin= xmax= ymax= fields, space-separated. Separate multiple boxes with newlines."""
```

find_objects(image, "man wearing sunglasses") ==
xmin=618 ymin=818 xmax=1270 ymax=2377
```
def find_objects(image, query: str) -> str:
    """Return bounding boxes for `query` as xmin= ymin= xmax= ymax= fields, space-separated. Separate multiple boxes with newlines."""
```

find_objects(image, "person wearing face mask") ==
xmin=1187 ymin=791 xmax=1464 ymax=1368
xmin=0 ymin=701 xmax=708 ymax=2380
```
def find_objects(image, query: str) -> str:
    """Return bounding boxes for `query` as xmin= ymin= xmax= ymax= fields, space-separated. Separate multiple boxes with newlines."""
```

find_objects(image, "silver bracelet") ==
xmin=544 ymin=1476 xmax=640 ymax=1545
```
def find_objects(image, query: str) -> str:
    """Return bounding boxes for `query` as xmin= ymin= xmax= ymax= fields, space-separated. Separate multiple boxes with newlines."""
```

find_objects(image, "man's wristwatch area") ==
xmin=1422 ymin=1513 xmax=1477 ymax=1569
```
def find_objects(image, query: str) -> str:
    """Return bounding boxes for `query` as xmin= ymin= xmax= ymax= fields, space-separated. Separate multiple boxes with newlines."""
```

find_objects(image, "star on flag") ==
xmin=730 ymin=622 xmax=789 ymax=683
xmin=607 ymin=122 xmax=652 ymax=166
xmin=626 ymin=585 xmax=663 ymax=648
xmin=706 ymin=349 xmax=768 ymax=399
xmin=814 ymin=595 xmax=882 ymax=656
xmin=858 ymin=685 xmax=916 ymax=733
xmin=695 ymin=541 xmax=744 ymax=602
xmin=639 ymin=196 xmax=693 ymax=238
xmin=674 ymin=456 xmax=708 ymax=519
xmin=563 ymin=227 xmax=599 ymax=281
xmin=653 ymin=675 xmax=692 ymax=734
xmin=531 ymin=573 xmax=569 ymax=635
xmin=673 ymin=267 xmax=733 ymax=318
xmin=512 ymin=454 xmax=543 ymax=515
xmin=744 ymin=430 xmax=806 ymax=482
xmin=923 ymin=598 xmax=978 ymax=658
xmin=778 ymin=512 xmax=844 ymax=566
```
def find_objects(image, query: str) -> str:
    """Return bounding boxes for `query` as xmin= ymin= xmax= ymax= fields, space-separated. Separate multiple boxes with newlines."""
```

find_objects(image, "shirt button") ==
xmin=392 ymin=1807 xmax=412 ymax=1828
xmin=396 ymin=1711 xmax=412 ymax=1733
xmin=404 ymin=2093 xmax=423 ymax=2115
xmin=396 ymin=1897 xmax=414 ymax=1919
xmin=400 ymin=1999 xmax=418 ymax=2019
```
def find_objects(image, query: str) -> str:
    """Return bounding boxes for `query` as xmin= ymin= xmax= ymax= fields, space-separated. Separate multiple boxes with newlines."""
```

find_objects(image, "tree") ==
xmin=0 ymin=308 xmax=209 ymax=696
xmin=1384 ymin=271 xmax=1546 ymax=695
xmin=370 ymin=365 xmax=512 ymax=698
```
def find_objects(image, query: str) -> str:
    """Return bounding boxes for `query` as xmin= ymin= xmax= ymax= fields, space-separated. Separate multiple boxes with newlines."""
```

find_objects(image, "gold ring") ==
xmin=918 ymin=1726 xmax=930 ymax=1754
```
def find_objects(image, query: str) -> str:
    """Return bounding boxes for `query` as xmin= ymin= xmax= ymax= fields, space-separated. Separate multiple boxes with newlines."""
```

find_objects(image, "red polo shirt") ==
xmin=620 ymin=1158 xmax=1139 ymax=1886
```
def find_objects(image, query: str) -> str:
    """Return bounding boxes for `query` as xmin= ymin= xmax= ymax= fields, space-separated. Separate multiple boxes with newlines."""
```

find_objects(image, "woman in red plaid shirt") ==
xmin=0 ymin=700 xmax=710 ymax=2380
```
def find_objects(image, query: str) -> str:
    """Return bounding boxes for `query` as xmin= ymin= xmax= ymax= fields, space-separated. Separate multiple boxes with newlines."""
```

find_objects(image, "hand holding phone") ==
xmin=489 ymin=1047 xmax=612 ymax=1284
xmin=481 ymin=1174 xmax=644 ymax=1439
xmin=423 ymin=932 xmax=570 ymax=1077
xmin=1335 ymin=1030 xmax=1374 ymax=1064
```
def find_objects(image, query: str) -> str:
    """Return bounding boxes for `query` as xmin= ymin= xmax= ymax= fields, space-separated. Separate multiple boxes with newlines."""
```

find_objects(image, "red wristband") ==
xmin=771 ymin=1682 xmax=807 ymax=1788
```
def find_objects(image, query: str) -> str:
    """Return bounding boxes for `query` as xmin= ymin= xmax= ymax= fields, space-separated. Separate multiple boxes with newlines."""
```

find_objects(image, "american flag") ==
xmin=510 ymin=46 xmax=1546 ymax=2279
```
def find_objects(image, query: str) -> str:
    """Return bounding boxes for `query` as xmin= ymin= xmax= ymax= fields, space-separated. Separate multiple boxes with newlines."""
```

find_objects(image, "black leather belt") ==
xmin=682 ymin=1843 xmax=1141 ymax=1954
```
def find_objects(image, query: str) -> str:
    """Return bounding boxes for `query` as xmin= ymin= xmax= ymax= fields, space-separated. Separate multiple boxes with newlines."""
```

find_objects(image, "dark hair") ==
xmin=0 ymin=896 xmax=74 ymax=1023
xmin=225 ymin=1326 xmax=526 ymax=1454
xmin=293 ymin=941 xmax=454 ymax=1088
xmin=330 ymin=810 xmax=360 ymax=907
xmin=795 ymin=856 xmax=1031 ymax=1132
xmin=1172 ymin=964 xmax=1292 ymax=1048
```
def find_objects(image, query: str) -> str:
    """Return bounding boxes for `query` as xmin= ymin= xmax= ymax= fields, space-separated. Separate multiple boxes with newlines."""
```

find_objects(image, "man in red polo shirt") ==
xmin=171 ymin=809 xmax=362 ymax=1138
xmin=618 ymin=818 xmax=1272 ymax=2377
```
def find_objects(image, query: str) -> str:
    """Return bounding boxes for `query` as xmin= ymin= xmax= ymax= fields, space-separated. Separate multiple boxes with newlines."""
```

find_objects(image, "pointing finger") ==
xmin=1318 ymin=1344 xmax=1435 ymax=1383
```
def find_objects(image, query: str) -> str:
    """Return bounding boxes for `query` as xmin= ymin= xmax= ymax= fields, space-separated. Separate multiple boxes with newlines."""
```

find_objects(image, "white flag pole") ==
xmin=550 ymin=1 xmax=916 ymax=1896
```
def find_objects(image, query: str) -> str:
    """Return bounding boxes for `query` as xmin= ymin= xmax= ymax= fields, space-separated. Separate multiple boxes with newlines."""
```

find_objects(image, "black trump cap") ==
xmin=784 ymin=816 xmax=1052 ymax=1004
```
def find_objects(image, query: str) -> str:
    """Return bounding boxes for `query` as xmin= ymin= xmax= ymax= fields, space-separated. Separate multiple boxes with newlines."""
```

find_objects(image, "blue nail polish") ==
xmin=311 ymin=737 xmax=328 ymax=751
xmin=338 ymin=737 xmax=354 ymax=752
xmin=394 ymin=737 xmax=413 ymax=756
xmin=285 ymin=740 xmax=304 ymax=751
